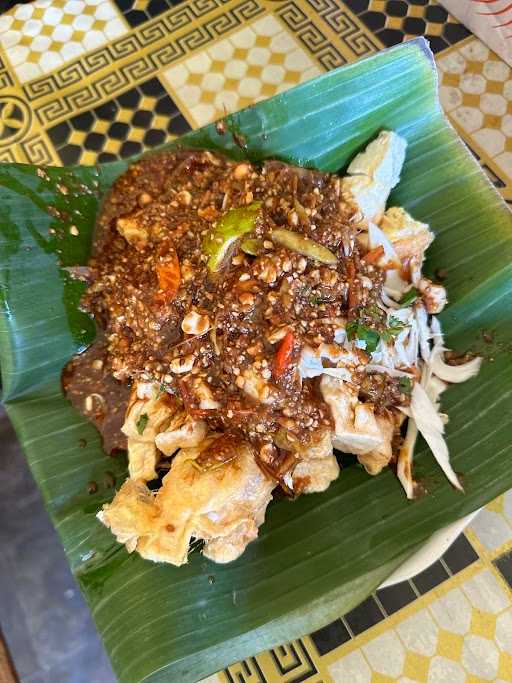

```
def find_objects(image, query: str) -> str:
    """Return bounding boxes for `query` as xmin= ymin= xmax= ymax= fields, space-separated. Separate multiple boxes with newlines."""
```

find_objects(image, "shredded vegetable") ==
xmin=271 ymin=229 xmax=338 ymax=265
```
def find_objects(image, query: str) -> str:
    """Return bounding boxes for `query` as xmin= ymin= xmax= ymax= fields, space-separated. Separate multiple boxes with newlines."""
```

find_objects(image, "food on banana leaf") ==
xmin=63 ymin=135 xmax=480 ymax=566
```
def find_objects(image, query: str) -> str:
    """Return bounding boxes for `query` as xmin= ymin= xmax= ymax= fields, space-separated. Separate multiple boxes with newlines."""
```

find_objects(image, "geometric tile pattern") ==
xmin=343 ymin=0 xmax=470 ymax=53
xmin=47 ymin=77 xmax=190 ymax=164
xmin=438 ymin=37 xmax=512 ymax=182
xmin=0 ymin=0 xmax=128 ymax=83
xmin=162 ymin=15 xmax=322 ymax=128
xmin=113 ymin=0 xmax=186 ymax=28
xmin=1 ymin=0 xmax=512 ymax=680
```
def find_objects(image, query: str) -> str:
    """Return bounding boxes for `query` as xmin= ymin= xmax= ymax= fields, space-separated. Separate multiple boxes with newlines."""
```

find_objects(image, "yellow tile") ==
xmin=41 ymin=24 xmax=54 ymax=37
xmin=116 ymin=109 xmax=133 ymax=124
xmin=92 ymin=19 xmax=107 ymax=31
xmin=408 ymin=4 xmax=425 ymax=17
xmin=202 ymin=90 xmax=217 ymax=104
xmin=83 ymin=4 xmax=97 ymax=15
xmin=233 ymin=47 xmax=247 ymax=61
xmin=466 ymin=60 xmax=484 ymax=74
xmin=73 ymin=30 xmax=85 ymax=42
xmin=370 ymin=674 xmax=396 ymax=683
xmin=140 ymin=95 xmax=156 ymax=111
xmin=442 ymin=72 xmax=460 ymax=88
xmin=505 ymin=136 xmax=512 ymax=152
xmin=26 ymin=52 xmax=40 ymax=64
xmin=426 ymin=22 xmax=443 ymax=36
xmin=133 ymin=0 xmax=150 ymax=10
xmin=188 ymin=72 xmax=203 ymax=86
xmin=260 ymin=83 xmax=276 ymax=98
xmin=93 ymin=120 xmax=110 ymax=135
xmin=68 ymin=130 xmax=86 ymax=146
xmin=470 ymin=609 xmax=497 ymax=638
xmin=403 ymin=651 xmax=429 ymax=682
xmin=51 ymin=41 xmax=64 ymax=52
xmin=269 ymin=52 xmax=285 ymax=66
xmin=483 ymin=113 xmax=502 ymax=130
xmin=62 ymin=14 xmax=74 ymax=25
xmin=210 ymin=60 xmax=225 ymax=73
xmin=246 ymin=64 xmax=261 ymax=79
xmin=386 ymin=16 xmax=403 ymax=30
xmin=80 ymin=150 xmax=98 ymax=165
xmin=153 ymin=115 xmax=168 ymax=129
xmin=103 ymin=138 xmax=122 ymax=155
xmin=255 ymin=34 xmax=271 ymax=48
xmin=498 ymin=651 xmax=512 ymax=680
xmin=486 ymin=496 xmax=505 ymax=513
xmin=130 ymin=127 xmax=146 ymax=142
xmin=224 ymin=78 xmax=239 ymax=92
xmin=436 ymin=630 xmax=464 ymax=661
xmin=462 ymin=92 xmax=481 ymax=108
xmin=285 ymin=69 xmax=301 ymax=84
xmin=32 ymin=7 xmax=45 ymax=20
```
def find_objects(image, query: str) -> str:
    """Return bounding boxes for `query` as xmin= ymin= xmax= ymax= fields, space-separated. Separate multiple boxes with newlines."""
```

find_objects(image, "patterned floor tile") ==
xmin=342 ymin=0 xmax=469 ymax=53
xmin=161 ymin=14 xmax=322 ymax=128
xmin=47 ymin=76 xmax=190 ymax=164
xmin=0 ymin=0 xmax=129 ymax=83
xmin=113 ymin=0 xmax=185 ymax=27
xmin=437 ymin=37 xmax=512 ymax=181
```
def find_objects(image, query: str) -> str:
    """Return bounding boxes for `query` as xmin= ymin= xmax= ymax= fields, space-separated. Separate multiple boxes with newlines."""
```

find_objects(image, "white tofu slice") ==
xmin=320 ymin=375 xmax=384 ymax=455
xmin=357 ymin=413 xmax=395 ymax=475
xmin=380 ymin=206 xmax=434 ymax=263
xmin=342 ymin=131 xmax=407 ymax=224
xmin=292 ymin=430 xmax=340 ymax=493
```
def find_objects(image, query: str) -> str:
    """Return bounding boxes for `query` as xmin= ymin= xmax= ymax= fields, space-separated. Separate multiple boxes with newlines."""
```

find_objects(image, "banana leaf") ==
xmin=1 ymin=38 xmax=511 ymax=683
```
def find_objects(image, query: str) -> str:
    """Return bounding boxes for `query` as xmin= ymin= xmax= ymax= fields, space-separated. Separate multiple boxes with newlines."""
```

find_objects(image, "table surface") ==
xmin=1 ymin=0 xmax=512 ymax=681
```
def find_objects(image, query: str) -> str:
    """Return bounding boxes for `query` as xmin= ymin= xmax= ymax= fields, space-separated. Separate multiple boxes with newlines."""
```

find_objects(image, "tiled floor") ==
xmin=0 ymin=408 xmax=115 ymax=683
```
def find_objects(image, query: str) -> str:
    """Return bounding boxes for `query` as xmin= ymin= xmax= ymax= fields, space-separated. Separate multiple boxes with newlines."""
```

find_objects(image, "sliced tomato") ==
xmin=273 ymin=330 xmax=295 ymax=379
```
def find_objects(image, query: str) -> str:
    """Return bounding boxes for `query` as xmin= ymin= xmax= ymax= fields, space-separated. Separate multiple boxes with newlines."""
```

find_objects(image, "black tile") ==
xmin=310 ymin=619 xmax=351 ymax=656
xmin=443 ymin=534 xmax=478 ymax=575
xmin=377 ymin=28 xmax=405 ymax=46
xmin=118 ymin=90 xmax=141 ymax=108
xmin=386 ymin=0 xmax=407 ymax=17
xmin=58 ymin=144 xmax=82 ymax=165
xmin=443 ymin=22 xmax=470 ymax=43
xmin=95 ymin=102 xmax=118 ymax=120
xmin=425 ymin=4 xmax=447 ymax=23
xmin=132 ymin=110 xmax=153 ymax=128
xmin=113 ymin=0 xmax=133 ymax=10
xmin=494 ymin=550 xmax=512 ymax=588
xmin=120 ymin=140 xmax=142 ymax=157
xmin=168 ymin=116 xmax=191 ymax=136
xmin=147 ymin=0 xmax=169 ymax=17
xmin=426 ymin=36 xmax=448 ymax=53
xmin=377 ymin=580 xmax=417 ymax=616
xmin=344 ymin=596 xmax=384 ymax=635
xmin=47 ymin=121 xmax=71 ymax=147
xmin=361 ymin=10 xmax=386 ymax=30
xmin=98 ymin=152 xmax=118 ymax=163
xmin=412 ymin=560 xmax=450 ymax=595
xmin=84 ymin=132 xmax=104 ymax=152
xmin=123 ymin=9 xmax=147 ymax=26
xmin=144 ymin=128 xmax=166 ymax=147
xmin=156 ymin=96 xmax=179 ymax=116
xmin=73 ymin=111 xmax=94 ymax=132
xmin=108 ymin=121 xmax=129 ymax=140
xmin=140 ymin=78 xmax=165 ymax=97
xmin=343 ymin=0 xmax=369 ymax=11
xmin=403 ymin=16 xmax=426 ymax=34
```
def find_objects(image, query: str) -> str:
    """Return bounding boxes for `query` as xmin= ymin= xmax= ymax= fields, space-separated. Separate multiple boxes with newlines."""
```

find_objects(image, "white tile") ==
xmin=480 ymin=93 xmax=507 ymax=117
xmin=328 ymin=650 xmax=372 ymax=683
xmin=473 ymin=128 xmax=506 ymax=156
xmin=460 ymin=39 xmax=489 ymax=62
xmin=462 ymin=569 xmax=510 ymax=614
xmin=362 ymin=630 xmax=405 ymax=678
xmin=483 ymin=60 xmax=510 ymax=82
xmin=451 ymin=106 xmax=483 ymax=134
xmin=459 ymin=72 xmax=486 ymax=95
xmin=396 ymin=608 xmax=439 ymax=657
xmin=437 ymin=51 xmax=466 ymax=75
xmin=495 ymin=609 xmax=512 ymax=655
xmin=251 ymin=14 xmax=281 ymax=36
xmin=470 ymin=508 xmax=512 ymax=551
xmin=495 ymin=151 xmax=512 ymax=178
xmin=429 ymin=587 xmax=472 ymax=635
xmin=428 ymin=656 xmax=465 ymax=683
xmin=440 ymin=86 xmax=463 ymax=112
xmin=461 ymin=634 xmax=499 ymax=679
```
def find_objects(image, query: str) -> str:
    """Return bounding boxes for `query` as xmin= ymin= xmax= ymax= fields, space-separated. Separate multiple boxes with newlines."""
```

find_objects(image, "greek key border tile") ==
xmin=24 ymin=0 xmax=264 ymax=128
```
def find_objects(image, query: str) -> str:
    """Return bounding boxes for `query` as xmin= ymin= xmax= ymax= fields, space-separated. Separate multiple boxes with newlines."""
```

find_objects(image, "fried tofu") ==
xmin=342 ymin=131 xmax=407 ymax=224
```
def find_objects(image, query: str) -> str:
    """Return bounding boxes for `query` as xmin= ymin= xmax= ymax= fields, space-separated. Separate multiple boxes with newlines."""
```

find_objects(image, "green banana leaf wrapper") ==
xmin=1 ymin=38 xmax=511 ymax=683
